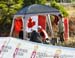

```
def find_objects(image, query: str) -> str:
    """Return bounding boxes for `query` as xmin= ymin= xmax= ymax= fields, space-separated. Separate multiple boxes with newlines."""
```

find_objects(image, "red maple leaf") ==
xmin=27 ymin=18 xmax=35 ymax=28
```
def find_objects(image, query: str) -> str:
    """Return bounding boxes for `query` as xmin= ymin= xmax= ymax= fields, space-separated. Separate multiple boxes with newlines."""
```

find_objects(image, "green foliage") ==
xmin=50 ymin=1 xmax=68 ymax=17
xmin=0 ymin=0 xmax=24 ymax=34
xmin=23 ymin=0 xmax=47 ymax=6
xmin=35 ymin=0 xmax=47 ymax=4
xmin=71 ymin=0 xmax=75 ymax=3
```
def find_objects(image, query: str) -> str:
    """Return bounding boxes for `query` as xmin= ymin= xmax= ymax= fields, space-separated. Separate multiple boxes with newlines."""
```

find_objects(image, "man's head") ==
xmin=58 ymin=14 xmax=63 ymax=18
xmin=31 ymin=28 xmax=36 ymax=32
xmin=38 ymin=26 xmax=42 ymax=32
xmin=38 ymin=26 xmax=42 ymax=29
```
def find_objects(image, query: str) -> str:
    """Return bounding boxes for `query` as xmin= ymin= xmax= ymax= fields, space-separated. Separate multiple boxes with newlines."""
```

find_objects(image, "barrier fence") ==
xmin=0 ymin=37 xmax=75 ymax=58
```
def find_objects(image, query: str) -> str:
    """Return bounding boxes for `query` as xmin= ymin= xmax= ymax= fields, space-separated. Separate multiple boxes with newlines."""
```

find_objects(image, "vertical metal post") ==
xmin=9 ymin=16 xmax=15 ymax=36
xmin=47 ymin=14 xmax=54 ymax=38
xmin=23 ymin=15 xmax=29 ymax=40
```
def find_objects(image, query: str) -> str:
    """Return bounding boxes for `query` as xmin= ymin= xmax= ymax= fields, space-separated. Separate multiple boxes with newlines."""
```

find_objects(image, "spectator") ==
xmin=19 ymin=27 xmax=23 ymax=40
xmin=58 ymin=14 xmax=64 ymax=42
xmin=38 ymin=26 xmax=49 ymax=43
xmin=30 ymin=29 xmax=42 ymax=43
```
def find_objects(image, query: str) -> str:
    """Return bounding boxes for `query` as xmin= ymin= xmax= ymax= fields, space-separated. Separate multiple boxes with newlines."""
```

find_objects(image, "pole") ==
xmin=47 ymin=14 xmax=54 ymax=38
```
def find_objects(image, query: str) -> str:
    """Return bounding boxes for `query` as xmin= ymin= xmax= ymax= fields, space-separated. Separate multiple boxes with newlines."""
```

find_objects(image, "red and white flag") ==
xmin=26 ymin=15 xmax=46 ymax=32
xmin=26 ymin=16 xmax=38 ymax=32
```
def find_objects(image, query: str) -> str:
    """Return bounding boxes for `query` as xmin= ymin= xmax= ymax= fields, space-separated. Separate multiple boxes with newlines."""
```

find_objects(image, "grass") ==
xmin=56 ymin=37 xmax=75 ymax=48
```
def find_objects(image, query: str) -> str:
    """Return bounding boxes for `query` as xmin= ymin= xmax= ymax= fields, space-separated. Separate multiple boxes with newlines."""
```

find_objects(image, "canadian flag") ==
xmin=26 ymin=15 xmax=46 ymax=32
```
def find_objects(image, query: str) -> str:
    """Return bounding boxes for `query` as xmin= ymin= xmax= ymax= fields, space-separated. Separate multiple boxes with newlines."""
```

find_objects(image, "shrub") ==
xmin=50 ymin=1 xmax=68 ymax=17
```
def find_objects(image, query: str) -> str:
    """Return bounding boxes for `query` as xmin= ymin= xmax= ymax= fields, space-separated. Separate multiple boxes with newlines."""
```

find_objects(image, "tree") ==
xmin=50 ymin=1 xmax=68 ymax=17
xmin=71 ymin=0 xmax=75 ymax=2
xmin=0 ymin=0 xmax=24 ymax=36
xmin=23 ymin=0 xmax=47 ymax=6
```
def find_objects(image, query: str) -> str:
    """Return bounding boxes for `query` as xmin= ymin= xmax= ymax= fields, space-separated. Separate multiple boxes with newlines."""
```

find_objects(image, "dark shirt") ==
xmin=19 ymin=31 xmax=23 ymax=39
xmin=40 ymin=32 xmax=45 ymax=37
xmin=30 ymin=31 xmax=42 ymax=43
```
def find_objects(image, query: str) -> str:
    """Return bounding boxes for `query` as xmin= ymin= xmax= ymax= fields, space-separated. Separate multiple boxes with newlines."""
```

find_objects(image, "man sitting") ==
xmin=38 ymin=26 xmax=49 ymax=44
xmin=30 ymin=29 xmax=42 ymax=43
